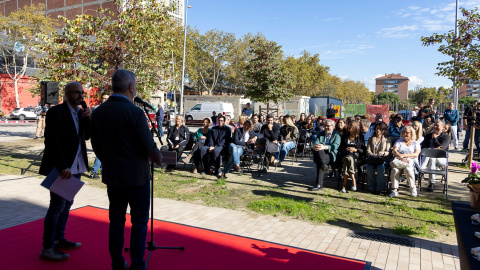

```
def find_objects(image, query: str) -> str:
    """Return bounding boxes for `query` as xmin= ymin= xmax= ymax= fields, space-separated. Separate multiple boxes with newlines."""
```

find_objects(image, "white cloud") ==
xmin=408 ymin=75 xmax=424 ymax=88
xmin=381 ymin=0 xmax=480 ymax=39
xmin=321 ymin=44 xmax=374 ymax=59
xmin=338 ymin=75 xmax=349 ymax=80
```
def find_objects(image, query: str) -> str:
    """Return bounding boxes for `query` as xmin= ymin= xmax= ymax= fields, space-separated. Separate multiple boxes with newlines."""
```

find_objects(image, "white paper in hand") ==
xmin=49 ymin=175 xmax=85 ymax=202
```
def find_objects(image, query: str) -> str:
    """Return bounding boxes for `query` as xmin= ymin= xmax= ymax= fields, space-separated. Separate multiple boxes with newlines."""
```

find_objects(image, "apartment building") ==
xmin=375 ymin=73 xmax=409 ymax=101
xmin=459 ymin=80 xmax=480 ymax=99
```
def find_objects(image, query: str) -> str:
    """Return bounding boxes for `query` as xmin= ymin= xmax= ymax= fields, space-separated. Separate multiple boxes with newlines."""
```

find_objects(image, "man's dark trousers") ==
xmin=43 ymin=173 xmax=81 ymax=249
xmin=107 ymin=181 xmax=150 ymax=270
xmin=201 ymin=146 xmax=224 ymax=174
xmin=313 ymin=151 xmax=331 ymax=187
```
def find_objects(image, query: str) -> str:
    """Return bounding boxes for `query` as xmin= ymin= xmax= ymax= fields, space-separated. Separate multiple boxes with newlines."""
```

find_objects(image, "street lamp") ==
xmin=180 ymin=0 xmax=191 ymax=116
xmin=169 ymin=51 xmax=175 ymax=112
xmin=453 ymin=0 xmax=459 ymax=110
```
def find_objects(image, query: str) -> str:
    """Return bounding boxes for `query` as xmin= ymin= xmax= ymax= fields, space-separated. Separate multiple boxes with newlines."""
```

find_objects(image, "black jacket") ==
xmin=326 ymin=108 xmax=336 ymax=118
xmin=91 ymin=96 xmax=161 ymax=187
xmin=39 ymin=102 xmax=90 ymax=176
xmin=260 ymin=123 xmax=280 ymax=142
xmin=232 ymin=128 xmax=263 ymax=147
xmin=279 ymin=125 xmax=298 ymax=142
xmin=167 ymin=125 xmax=189 ymax=147
xmin=421 ymin=132 xmax=451 ymax=150
xmin=338 ymin=133 xmax=365 ymax=158
xmin=207 ymin=125 xmax=231 ymax=148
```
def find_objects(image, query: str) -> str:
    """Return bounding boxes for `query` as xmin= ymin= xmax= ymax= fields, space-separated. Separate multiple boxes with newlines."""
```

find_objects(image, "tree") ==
xmin=408 ymin=86 xmax=451 ymax=105
xmin=188 ymin=29 xmax=236 ymax=95
xmin=243 ymin=35 xmax=293 ymax=104
xmin=0 ymin=4 xmax=57 ymax=108
xmin=283 ymin=50 xmax=329 ymax=96
xmin=37 ymin=0 xmax=175 ymax=98
xmin=459 ymin=96 xmax=476 ymax=107
xmin=421 ymin=7 xmax=480 ymax=87
xmin=376 ymin=92 xmax=400 ymax=104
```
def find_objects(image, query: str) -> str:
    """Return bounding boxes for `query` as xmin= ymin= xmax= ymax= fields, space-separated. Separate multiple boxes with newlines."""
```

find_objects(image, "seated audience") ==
xmin=222 ymin=120 xmax=261 ymax=178
xmin=444 ymin=123 xmax=452 ymax=137
xmin=200 ymin=115 xmax=231 ymax=176
xmin=354 ymin=115 xmax=362 ymax=122
xmin=389 ymin=126 xmax=420 ymax=197
xmin=420 ymin=119 xmax=451 ymax=192
xmin=335 ymin=118 xmax=347 ymax=135
xmin=165 ymin=115 xmax=190 ymax=171
xmin=422 ymin=116 xmax=434 ymax=135
xmin=252 ymin=114 xmax=263 ymax=133
xmin=310 ymin=119 xmax=341 ymax=191
xmin=360 ymin=119 xmax=373 ymax=146
xmin=183 ymin=118 xmax=211 ymax=173
xmin=388 ymin=114 xmax=405 ymax=137
xmin=236 ymin=115 xmax=248 ymax=129
xmin=259 ymin=114 xmax=265 ymax=124
xmin=274 ymin=115 xmax=299 ymax=165
xmin=366 ymin=122 xmax=391 ymax=194
xmin=260 ymin=114 xmax=281 ymax=166
xmin=296 ymin=113 xmax=307 ymax=128
xmin=225 ymin=115 xmax=235 ymax=134
xmin=313 ymin=116 xmax=324 ymax=133
xmin=412 ymin=120 xmax=424 ymax=144
xmin=346 ymin=116 xmax=355 ymax=124
xmin=211 ymin=111 xmax=217 ymax=126
xmin=339 ymin=121 xmax=365 ymax=193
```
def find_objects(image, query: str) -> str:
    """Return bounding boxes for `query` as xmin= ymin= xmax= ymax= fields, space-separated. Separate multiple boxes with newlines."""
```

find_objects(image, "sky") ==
xmin=187 ymin=0 xmax=480 ymax=91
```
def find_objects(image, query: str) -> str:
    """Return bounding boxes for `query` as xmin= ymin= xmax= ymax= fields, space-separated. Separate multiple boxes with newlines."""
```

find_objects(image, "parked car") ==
xmin=10 ymin=107 xmax=37 ymax=120
xmin=185 ymin=102 xmax=234 ymax=121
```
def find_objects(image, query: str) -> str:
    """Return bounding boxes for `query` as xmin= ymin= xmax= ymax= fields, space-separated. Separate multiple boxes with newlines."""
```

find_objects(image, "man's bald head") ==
xmin=112 ymin=69 xmax=136 ymax=94
xmin=65 ymin=82 xmax=83 ymax=94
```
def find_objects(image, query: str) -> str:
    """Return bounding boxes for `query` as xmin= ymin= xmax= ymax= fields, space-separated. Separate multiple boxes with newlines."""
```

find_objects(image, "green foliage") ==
xmin=336 ymin=79 xmax=372 ymax=104
xmin=36 ymin=0 xmax=176 ymax=97
xmin=244 ymin=35 xmax=293 ymax=103
xmin=376 ymin=92 xmax=400 ymax=104
xmin=0 ymin=4 xmax=57 ymax=107
xmin=408 ymin=86 xmax=452 ymax=105
xmin=421 ymin=7 xmax=480 ymax=87
xmin=459 ymin=96 xmax=476 ymax=106
xmin=284 ymin=50 xmax=329 ymax=96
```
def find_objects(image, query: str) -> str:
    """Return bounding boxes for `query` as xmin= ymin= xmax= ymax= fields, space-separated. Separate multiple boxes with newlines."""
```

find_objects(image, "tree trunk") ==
xmin=14 ymin=78 xmax=20 ymax=108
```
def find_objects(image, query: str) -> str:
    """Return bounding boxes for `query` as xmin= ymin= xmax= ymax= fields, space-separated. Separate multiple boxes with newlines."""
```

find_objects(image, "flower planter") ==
xmin=470 ymin=191 xmax=480 ymax=210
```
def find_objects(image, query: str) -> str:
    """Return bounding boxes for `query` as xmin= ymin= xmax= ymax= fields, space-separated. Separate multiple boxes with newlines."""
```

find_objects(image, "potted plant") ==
xmin=462 ymin=161 xmax=480 ymax=209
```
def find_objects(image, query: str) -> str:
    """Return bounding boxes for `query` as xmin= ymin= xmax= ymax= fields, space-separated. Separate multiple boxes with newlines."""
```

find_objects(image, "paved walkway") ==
xmin=0 ymin=173 xmax=461 ymax=270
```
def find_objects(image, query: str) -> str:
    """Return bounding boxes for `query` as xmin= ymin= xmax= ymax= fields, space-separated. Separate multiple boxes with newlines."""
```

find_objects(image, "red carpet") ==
xmin=0 ymin=206 xmax=370 ymax=269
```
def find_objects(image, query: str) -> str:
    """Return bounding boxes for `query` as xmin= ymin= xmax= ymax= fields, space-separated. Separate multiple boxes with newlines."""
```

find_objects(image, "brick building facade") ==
xmin=375 ymin=73 xmax=409 ymax=101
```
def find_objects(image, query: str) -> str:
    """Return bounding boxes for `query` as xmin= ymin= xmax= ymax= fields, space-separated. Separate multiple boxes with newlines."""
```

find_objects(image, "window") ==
xmin=384 ymin=80 xmax=399 ymax=84
xmin=384 ymin=84 xmax=399 ymax=88
xmin=192 ymin=104 xmax=201 ymax=110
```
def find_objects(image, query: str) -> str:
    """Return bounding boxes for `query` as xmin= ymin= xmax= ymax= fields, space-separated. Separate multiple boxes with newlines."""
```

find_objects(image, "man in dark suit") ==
xmin=39 ymin=82 xmax=91 ymax=261
xmin=200 ymin=115 xmax=231 ymax=176
xmin=91 ymin=69 xmax=162 ymax=270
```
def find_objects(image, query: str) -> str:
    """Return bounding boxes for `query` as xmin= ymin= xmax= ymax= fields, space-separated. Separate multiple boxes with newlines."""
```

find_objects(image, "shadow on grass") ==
xmin=251 ymin=190 xmax=313 ymax=203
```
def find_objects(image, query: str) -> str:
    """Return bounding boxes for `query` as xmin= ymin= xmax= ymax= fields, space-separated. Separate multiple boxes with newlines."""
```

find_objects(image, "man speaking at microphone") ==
xmin=91 ymin=69 xmax=162 ymax=270
xmin=39 ymin=82 xmax=91 ymax=261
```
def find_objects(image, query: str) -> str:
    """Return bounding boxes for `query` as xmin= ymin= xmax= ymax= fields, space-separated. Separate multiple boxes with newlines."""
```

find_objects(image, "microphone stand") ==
xmin=125 ymin=104 xmax=184 ymax=267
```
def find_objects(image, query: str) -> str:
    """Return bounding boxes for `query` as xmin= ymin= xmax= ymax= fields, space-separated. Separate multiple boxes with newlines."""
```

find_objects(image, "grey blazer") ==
xmin=366 ymin=136 xmax=391 ymax=160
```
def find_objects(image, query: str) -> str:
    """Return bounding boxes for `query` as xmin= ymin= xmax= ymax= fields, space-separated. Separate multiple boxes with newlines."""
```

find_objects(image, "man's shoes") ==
xmin=182 ymin=154 xmax=192 ymax=164
xmin=192 ymin=167 xmax=198 ymax=174
xmin=34 ymin=136 xmax=39 ymax=140
xmin=235 ymin=164 xmax=241 ymax=172
xmin=309 ymin=185 xmax=323 ymax=191
xmin=55 ymin=239 xmax=81 ymax=250
xmin=90 ymin=172 xmax=100 ymax=179
xmin=40 ymin=247 xmax=70 ymax=261
xmin=273 ymin=159 xmax=280 ymax=165
xmin=427 ymin=183 xmax=435 ymax=192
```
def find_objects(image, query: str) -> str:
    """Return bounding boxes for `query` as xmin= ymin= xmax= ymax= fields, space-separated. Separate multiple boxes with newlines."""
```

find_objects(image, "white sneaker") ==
xmin=351 ymin=186 xmax=357 ymax=191
xmin=411 ymin=189 xmax=418 ymax=197
xmin=341 ymin=188 xmax=347 ymax=193
xmin=273 ymin=159 xmax=279 ymax=165
xmin=389 ymin=191 xmax=399 ymax=197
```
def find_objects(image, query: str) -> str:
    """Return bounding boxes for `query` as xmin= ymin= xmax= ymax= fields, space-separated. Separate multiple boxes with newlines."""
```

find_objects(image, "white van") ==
xmin=186 ymin=102 xmax=235 ymax=121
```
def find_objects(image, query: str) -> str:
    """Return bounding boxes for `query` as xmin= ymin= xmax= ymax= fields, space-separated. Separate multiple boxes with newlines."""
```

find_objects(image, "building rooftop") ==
xmin=375 ymin=73 xmax=409 ymax=80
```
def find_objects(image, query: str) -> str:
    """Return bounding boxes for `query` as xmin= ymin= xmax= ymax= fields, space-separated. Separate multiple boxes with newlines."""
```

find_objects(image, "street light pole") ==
xmin=180 ymin=0 xmax=191 ymax=117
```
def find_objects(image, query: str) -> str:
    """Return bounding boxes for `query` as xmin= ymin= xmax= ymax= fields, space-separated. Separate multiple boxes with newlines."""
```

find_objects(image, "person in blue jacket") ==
xmin=388 ymin=114 xmax=405 ymax=137
xmin=443 ymin=102 xmax=459 ymax=150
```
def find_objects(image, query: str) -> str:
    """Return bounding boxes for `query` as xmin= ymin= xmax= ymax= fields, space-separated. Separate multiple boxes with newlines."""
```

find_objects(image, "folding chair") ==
xmin=418 ymin=148 xmax=449 ymax=197
xmin=241 ymin=143 xmax=268 ymax=175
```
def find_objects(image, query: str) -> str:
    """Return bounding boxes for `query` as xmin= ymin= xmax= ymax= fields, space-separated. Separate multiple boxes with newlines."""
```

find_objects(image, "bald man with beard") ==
xmin=39 ymin=82 xmax=92 ymax=261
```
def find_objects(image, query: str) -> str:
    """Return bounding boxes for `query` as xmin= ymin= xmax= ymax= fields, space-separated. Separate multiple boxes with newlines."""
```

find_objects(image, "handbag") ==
xmin=366 ymin=156 xmax=384 ymax=165
xmin=390 ymin=158 xmax=409 ymax=169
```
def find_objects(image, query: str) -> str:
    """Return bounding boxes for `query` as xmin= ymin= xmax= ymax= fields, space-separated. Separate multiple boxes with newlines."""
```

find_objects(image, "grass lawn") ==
xmin=1 ymin=148 xmax=456 ymax=244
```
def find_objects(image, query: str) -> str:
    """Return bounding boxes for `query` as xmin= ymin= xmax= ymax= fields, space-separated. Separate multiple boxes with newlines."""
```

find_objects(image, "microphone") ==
xmin=81 ymin=101 xmax=87 ymax=110
xmin=134 ymin=96 xmax=154 ymax=111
